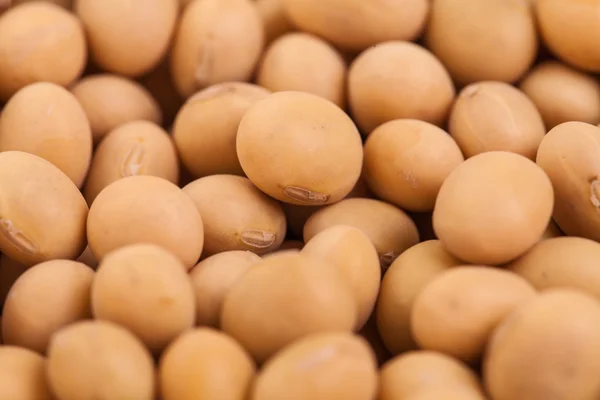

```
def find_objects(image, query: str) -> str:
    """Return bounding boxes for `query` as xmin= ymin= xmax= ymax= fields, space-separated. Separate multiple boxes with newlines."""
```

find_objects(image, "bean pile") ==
xmin=0 ymin=0 xmax=598 ymax=399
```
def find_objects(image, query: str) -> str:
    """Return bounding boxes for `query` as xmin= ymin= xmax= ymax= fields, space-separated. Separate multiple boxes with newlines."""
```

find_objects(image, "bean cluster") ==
xmin=0 ymin=1 xmax=597 ymax=400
